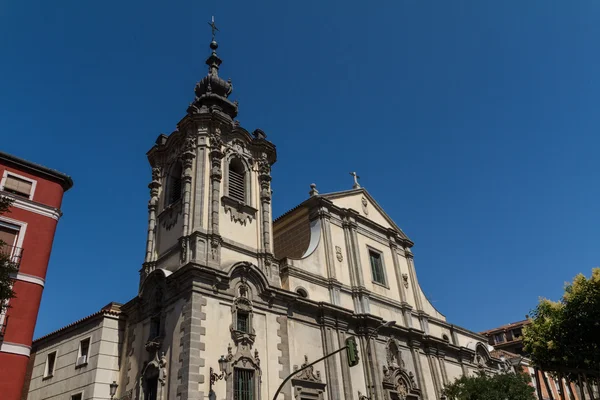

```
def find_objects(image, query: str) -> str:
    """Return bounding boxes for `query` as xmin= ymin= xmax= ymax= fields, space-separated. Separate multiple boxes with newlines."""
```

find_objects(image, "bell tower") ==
xmin=141 ymin=28 xmax=278 ymax=288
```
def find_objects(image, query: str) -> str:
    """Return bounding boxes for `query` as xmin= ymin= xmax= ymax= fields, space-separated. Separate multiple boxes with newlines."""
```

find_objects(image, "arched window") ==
xmin=166 ymin=162 xmax=182 ymax=205
xmin=228 ymin=158 xmax=246 ymax=203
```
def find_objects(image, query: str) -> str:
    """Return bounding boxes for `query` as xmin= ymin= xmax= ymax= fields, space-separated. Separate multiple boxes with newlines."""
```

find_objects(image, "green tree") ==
xmin=443 ymin=371 xmax=536 ymax=400
xmin=0 ymin=196 xmax=19 ymax=305
xmin=523 ymin=268 xmax=600 ymax=380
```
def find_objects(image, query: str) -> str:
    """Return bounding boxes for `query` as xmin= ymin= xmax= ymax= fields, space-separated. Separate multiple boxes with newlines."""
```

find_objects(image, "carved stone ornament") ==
xmin=230 ymin=283 xmax=256 ymax=348
xmin=335 ymin=246 xmax=343 ymax=262
xmin=293 ymin=355 xmax=322 ymax=382
xmin=292 ymin=355 xmax=327 ymax=400
xmin=361 ymin=197 xmax=369 ymax=215
xmin=382 ymin=339 xmax=420 ymax=399
xmin=222 ymin=196 xmax=257 ymax=225
xmin=402 ymin=273 xmax=409 ymax=289
xmin=258 ymin=153 xmax=271 ymax=176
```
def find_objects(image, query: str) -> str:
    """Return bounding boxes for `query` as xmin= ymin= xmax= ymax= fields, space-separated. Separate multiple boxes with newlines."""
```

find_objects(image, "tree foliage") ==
xmin=0 ymin=196 xmax=19 ymax=305
xmin=443 ymin=371 xmax=536 ymax=400
xmin=523 ymin=268 xmax=600 ymax=380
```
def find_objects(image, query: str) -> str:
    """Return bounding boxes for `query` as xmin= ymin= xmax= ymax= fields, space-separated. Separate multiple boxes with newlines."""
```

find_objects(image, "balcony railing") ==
xmin=0 ymin=244 xmax=23 ymax=270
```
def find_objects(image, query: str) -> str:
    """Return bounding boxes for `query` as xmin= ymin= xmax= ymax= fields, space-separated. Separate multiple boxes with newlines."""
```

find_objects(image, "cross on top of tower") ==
xmin=208 ymin=16 xmax=219 ymax=41
xmin=350 ymin=172 xmax=360 ymax=189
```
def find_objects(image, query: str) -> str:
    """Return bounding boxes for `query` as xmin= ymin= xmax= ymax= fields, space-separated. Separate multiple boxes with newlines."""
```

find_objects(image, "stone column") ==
xmin=182 ymin=134 xmax=196 ymax=237
xmin=208 ymin=134 xmax=223 ymax=263
xmin=258 ymin=155 xmax=272 ymax=254
xmin=180 ymin=135 xmax=196 ymax=265
xmin=145 ymin=167 xmax=161 ymax=264
xmin=192 ymin=133 xmax=208 ymax=230
xmin=408 ymin=340 xmax=428 ymax=400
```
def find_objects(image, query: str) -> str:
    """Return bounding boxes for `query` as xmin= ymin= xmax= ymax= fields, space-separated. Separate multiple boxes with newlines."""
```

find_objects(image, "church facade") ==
xmin=25 ymin=34 xmax=509 ymax=400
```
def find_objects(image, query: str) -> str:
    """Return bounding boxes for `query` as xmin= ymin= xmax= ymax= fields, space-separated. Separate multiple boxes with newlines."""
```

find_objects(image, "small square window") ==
xmin=494 ymin=333 xmax=505 ymax=343
xmin=369 ymin=250 xmax=386 ymax=285
xmin=237 ymin=312 xmax=249 ymax=333
xmin=71 ymin=394 xmax=83 ymax=400
xmin=2 ymin=174 xmax=33 ymax=199
xmin=44 ymin=351 xmax=56 ymax=378
xmin=76 ymin=338 xmax=90 ymax=367
xmin=513 ymin=328 xmax=522 ymax=339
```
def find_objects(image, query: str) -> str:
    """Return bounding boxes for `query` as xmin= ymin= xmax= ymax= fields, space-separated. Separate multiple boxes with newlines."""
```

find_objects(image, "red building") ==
xmin=0 ymin=151 xmax=72 ymax=400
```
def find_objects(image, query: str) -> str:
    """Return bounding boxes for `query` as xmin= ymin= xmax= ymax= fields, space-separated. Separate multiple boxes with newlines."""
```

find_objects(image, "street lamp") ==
xmin=209 ymin=355 xmax=228 ymax=400
xmin=365 ymin=320 xmax=396 ymax=400
xmin=109 ymin=381 xmax=118 ymax=400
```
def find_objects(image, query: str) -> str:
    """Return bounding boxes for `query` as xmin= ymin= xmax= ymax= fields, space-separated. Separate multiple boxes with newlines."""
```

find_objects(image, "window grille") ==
xmin=234 ymin=369 xmax=254 ymax=400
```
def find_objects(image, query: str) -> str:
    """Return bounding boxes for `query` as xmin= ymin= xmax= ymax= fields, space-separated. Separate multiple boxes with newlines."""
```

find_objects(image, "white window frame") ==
xmin=75 ymin=336 xmax=91 ymax=368
xmin=43 ymin=350 xmax=57 ymax=379
xmin=367 ymin=246 xmax=389 ymax=288
xmin=0 ymin=170 xmax=37 ymax=201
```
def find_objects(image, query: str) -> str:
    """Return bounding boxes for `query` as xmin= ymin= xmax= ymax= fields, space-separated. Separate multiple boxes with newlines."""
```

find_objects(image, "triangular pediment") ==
xmin=321 ymin=189 xmax=411 ymax=242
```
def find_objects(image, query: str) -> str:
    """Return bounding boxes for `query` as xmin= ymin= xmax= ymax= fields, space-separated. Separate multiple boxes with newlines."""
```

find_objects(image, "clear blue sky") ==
xmin=1 ymin=0 xmax=598 ymax=338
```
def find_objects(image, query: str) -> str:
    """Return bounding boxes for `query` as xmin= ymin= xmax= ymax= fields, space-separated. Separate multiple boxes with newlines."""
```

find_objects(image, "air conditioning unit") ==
xmin=76 ymin=355 xmax=87 ymax=366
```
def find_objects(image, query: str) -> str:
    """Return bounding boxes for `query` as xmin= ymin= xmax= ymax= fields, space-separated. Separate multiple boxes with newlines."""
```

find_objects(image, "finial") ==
xmin=350 ymin=172 xmax=360 ymax=189
xmin=309 ymin=183 xmax=319 ymax=197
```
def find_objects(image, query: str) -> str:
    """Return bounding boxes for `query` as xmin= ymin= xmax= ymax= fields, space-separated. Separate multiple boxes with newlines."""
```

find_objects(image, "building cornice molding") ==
xmin=0 ymin=341 xmax=31 ymax=357
xmin=11 ymin=272 xmax=45 ymax=287
xmin=3 ymin=193 xmax=62 ymax=220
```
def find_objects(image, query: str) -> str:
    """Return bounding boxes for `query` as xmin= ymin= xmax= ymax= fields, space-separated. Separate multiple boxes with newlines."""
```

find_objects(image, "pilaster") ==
xmin=437 ymin=350 xmax=449 ymax=387
xmin=320 ymin=315 xmax=341 ymax=400
xmin=208 ymin=133 xmax=224 ymax=265
xmin=192 ymin=131 xmax=208 ymax=231
xmin=424 ymin=347 xmax=441 ymax=399
xmin=404 ymin=248 xmax=423 ymax=312
xmin=276 ymin=316 xmax=292 ymax=400
xmin=458 ymin=349 xmax=471 ymax=377
xmin=408 ymin=340 xmax=428 ymax=400
xmin=335 ymin=323 xmax=353 ymax=400
xmin=343 ymin=212 xmax=365 ymax=288
xmin=388 ymin=237 xmax=408 ymax=305
xmin=177 ymin=291 xmax=207 ymax=400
